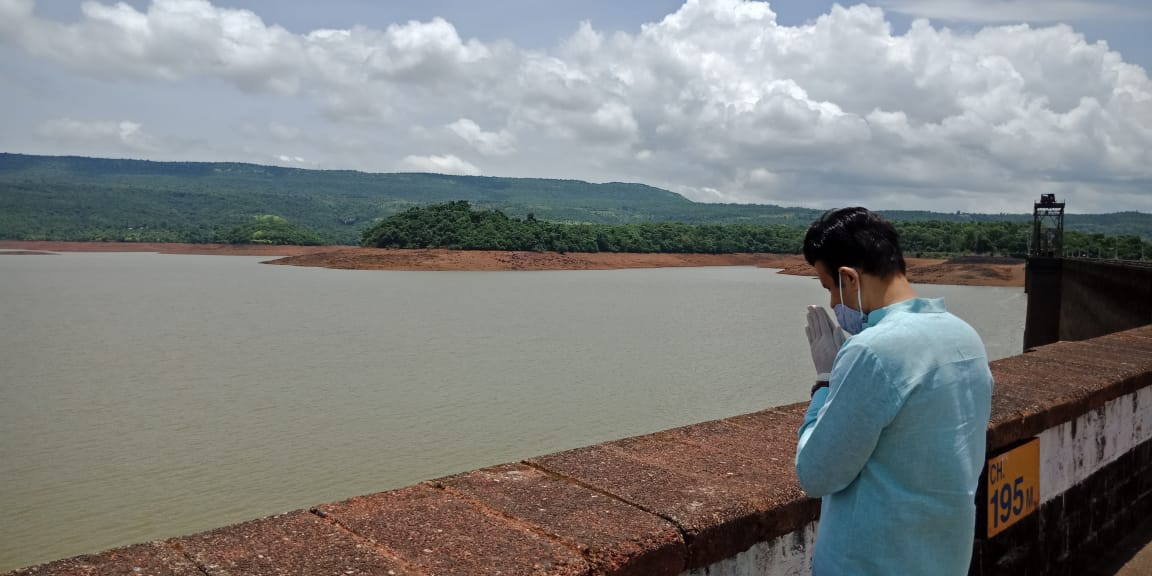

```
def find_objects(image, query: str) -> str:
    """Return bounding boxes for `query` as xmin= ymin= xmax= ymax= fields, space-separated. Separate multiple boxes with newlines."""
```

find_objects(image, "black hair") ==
xmin=802 ymin=207 xmax=906 ymax=286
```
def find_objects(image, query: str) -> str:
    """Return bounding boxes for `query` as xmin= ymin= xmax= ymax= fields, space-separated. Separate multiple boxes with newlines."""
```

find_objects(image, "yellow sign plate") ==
xmin=986 ymin=438 xmax=1040 ymax=537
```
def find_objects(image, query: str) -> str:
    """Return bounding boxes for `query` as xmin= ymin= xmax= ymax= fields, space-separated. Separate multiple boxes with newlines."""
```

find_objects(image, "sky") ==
xmin=1 ymin=0 xmax=1150 ymax=214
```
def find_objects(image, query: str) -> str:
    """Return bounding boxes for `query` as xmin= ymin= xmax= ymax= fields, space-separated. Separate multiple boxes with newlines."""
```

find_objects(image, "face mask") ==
xmin=834 ymin=270 xmax=866 ymax=335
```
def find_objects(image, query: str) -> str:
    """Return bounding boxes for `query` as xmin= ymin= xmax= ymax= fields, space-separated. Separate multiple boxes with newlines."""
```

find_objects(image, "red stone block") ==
xmin=315 ymin=484 xmax=589 ymax=576
xmin=1077 ymin=336 xmax=1152 ymax=367
xmin=985 ymin=380 xmax=1054 ymax=450
xmin=761 ymin=402 xmax=809 ymax=418
xmin=171 ymin=509 xmax=412 ymax=576
xmin=1091 ymin=331 xmax=1152 ymax=350
xmin=615 ymin=414 xmax=804 ymax=499
xmin=528 ymin=410 xmax=816 ymax=570
xmin=1036 ymin=339 xmax=1152 ymax=373
xmin=1021 ymin=346 xmax=1145 ymax=405
xmin=5 ymin=542 xmax=200 ymax=576
xmin=433 ymin=463 xmax=685 ymax=576
xmin=993 ymin=353 xmax=1114 ymax=398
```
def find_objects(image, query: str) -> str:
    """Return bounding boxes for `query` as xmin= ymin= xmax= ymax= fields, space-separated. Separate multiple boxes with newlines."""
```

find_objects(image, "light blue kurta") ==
xmin=796 ymin=298 xmax=993 ymax=576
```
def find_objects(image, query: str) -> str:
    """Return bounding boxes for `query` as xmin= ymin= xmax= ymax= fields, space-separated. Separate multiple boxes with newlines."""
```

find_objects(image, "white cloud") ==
xmin=447 ymin=118 xmax=516 ymax=156
xmin=1 ymin=0 xmax=1151 ymax=212
xmin=876 ymin=0 xmax=1144 ymax=24
xmin=37 ymin=118 xmax=156 ymax=152
xmin=0 ymin=0 xmax=493 ymax=94
xmin=590 ymin=102 xmax=640 ymax=140
xmin=399 ymin=154 xmax=482 ymax=175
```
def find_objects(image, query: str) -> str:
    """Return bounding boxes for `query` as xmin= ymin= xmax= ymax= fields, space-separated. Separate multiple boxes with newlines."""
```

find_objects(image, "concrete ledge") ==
xmin=987 ymin=324 xmax=1152 ymax=451
xmin=5 ymin=324 xmax=1152 ymax=576
xmin=174 ymin=510 xmax=411 ymax=575
xmin=315 ymin=484 xmax=589 ymax=575
xmin=529 ymin=407 xmax=815 ymax=570
xmin=433 ymin=463 xmax=685 ymax=576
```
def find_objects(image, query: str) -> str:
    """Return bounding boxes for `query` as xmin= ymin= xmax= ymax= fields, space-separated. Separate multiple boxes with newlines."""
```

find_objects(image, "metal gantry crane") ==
xmin=1030 ymin=194 xmax=1065 ymax=258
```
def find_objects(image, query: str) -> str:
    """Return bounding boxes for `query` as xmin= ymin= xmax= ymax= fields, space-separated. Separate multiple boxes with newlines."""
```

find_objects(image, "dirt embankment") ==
xmin=772 ymin=255 xmax=1025 ymax=287
xmin=903 ymin=257 xmax=1025 ymax=287
xmin=0 ymin=241 xmax=1024 ymax=287
xmin=266 ymin=247 xmax=797 ymax=272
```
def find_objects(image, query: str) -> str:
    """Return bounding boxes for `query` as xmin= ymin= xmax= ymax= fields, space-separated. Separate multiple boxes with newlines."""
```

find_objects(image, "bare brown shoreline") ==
xmin=0 ymin=241 xmax=1024 ymax=287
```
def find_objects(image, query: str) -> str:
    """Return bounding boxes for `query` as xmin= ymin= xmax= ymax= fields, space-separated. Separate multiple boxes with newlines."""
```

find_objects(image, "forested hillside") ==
xmin=2 ymin=153 xmax=1150 ymax=251
xmin=0 ymin=153 xmax=694 ymax=244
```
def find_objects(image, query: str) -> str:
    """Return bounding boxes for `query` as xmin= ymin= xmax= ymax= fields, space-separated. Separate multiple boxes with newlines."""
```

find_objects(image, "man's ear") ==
xmin=837 ymin=266 xmax=859 ymax=288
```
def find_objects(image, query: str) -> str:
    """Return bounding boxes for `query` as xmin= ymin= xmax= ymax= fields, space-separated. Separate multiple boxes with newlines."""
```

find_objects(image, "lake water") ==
xmin=0 ymin=252 xmax=1026 ymax=570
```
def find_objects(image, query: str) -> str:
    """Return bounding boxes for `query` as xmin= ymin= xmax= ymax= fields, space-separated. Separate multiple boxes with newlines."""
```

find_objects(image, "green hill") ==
xmin=1 ymin=152 xmax=1149 ymax=245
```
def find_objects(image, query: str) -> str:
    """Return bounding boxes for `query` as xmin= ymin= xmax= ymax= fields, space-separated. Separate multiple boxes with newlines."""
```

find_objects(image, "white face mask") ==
xmin=834 ymin=269 xmax=866 ymax=335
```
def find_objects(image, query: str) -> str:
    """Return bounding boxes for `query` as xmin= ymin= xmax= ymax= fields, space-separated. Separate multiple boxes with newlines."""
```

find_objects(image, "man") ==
xmin=795 ymin=207 xmax=993 ymax=575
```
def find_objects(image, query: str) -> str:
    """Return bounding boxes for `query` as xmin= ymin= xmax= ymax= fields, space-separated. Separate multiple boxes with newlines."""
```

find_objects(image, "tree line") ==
xmin=361 ymin=201 xmax=805 ymax=253
xmin=0 ymin=215 xmax=324 ymax=246
xmin=361 ymin=201 xmax=1152 ymax=260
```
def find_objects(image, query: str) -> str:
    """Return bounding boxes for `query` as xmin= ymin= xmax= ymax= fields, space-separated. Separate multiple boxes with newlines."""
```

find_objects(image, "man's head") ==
xmin=803 ymin=207 xmax=909 ymax=314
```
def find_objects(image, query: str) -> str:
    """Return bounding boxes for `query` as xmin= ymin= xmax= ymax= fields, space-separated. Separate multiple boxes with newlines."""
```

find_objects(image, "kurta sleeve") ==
xmin=796 ymin=342 xmax=902 ymax=497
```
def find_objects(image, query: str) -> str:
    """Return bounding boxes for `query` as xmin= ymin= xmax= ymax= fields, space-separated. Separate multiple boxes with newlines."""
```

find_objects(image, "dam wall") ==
xmin=1025 ymin=258 xmax=1152 ymax=349
xmin=7 ymin=324 xmax=1152 ymax=576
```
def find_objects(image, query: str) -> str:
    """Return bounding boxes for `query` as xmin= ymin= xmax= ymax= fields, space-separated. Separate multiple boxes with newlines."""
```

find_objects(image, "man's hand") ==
xmin=805 ymin=305 xmax=846 ymax=381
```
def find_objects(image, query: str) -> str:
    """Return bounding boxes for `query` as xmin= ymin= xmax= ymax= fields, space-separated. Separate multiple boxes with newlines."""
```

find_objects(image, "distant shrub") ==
xmin=223 ymin=215 xmax=325 ymax=245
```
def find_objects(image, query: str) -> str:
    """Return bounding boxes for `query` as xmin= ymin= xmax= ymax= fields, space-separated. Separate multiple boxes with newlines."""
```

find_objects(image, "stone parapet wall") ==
xmin=7 ymin=325 xmax=1152 ymax=576
xmin=972 ymin=327 xmax=1152 ymax=575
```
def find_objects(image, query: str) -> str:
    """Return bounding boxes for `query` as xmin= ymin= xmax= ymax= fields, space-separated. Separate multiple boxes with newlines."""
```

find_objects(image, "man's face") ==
xmin=813 ymin=261 xmax=842 ymax=309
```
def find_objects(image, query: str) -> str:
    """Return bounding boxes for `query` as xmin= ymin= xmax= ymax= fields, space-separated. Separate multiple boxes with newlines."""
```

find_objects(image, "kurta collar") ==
xmin=863 ymin=297 xmax=946 ymax=330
